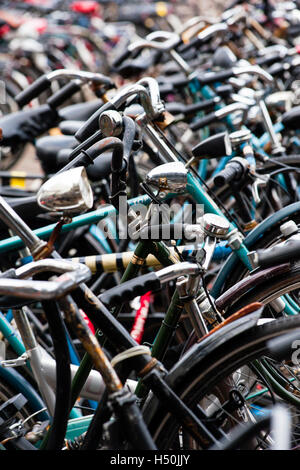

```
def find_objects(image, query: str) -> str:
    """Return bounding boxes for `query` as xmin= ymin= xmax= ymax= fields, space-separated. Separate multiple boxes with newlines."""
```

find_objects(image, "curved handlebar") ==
xmin=15 ymin=69 xmax=114 ymax=108
xmin=15 ymin=258 xmax=91 ymax=279
xmin=232 ymin=65 xmax=274 ymax=84
xmin=45 ymin=70 xmax=114 ymax=87
xmin=0 ymin=259 xmax=91 ymax=300
xmin=75 ymin=77 xmax=164 ymax=142
xmin=128 ymin=31 xmax=181 ymax=54
xmin=99 ymin=261 xmax=200 ymax=307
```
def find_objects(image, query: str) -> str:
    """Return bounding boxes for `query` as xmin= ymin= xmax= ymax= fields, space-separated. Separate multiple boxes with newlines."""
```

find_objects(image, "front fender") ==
xmin=142 ymin=308 xmax=263 ymax=425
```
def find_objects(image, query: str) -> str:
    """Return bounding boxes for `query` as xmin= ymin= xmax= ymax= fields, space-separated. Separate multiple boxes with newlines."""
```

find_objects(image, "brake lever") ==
xmin=201 ymin=235 xmax=217 ymax=271
xmin=250 ymin=173 xmax=270 ymax=204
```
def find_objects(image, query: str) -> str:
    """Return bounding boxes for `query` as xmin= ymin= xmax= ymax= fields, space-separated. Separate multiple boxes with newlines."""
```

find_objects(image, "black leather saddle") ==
xmin=36 ymin=134 xmax=113 ymax=181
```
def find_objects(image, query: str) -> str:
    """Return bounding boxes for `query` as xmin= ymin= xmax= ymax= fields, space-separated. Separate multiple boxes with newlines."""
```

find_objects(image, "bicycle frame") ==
xmin=0 ymin=168 xmax=298 ymax=311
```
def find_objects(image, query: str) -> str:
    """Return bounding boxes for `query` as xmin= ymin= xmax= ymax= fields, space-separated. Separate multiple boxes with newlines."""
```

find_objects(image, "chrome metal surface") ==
xmin=177 ymin=276 xmax=208 ymax=337
xmin=266 ymin=91 xmax=294 ymax=112
xmin=229 ymin=129 xmax=252 ymax=147
xmin=145 ymin=162 xmax=188 ymax=192
xmin=128 ymin=31 xmax=180 ymax=53
xmin=202 ymin=236 xmax=217 ymax=271
xmin=37 ymin=166 xmax=93 ymax=215
xmin=0 ymin=195 xmax=45 ymax=255
xmin=136 ymin=115 xmax=177 ymax=162
xmin=156 ymin=262 xmax=200 ymax=283
xmin=197 ymin=22 xmax=228 ymax=41
xmin=215 ymin=102 xmax=249 ymax=119
xmin=259 ymin=99 xmax=285 ymax=153
xmin=280 ymin=221 xmax=299 ymax=238
xmin=99 ymin=110 xmax=123 ymax=137
xmin=16 ymin=258 xmax=91 ymax=279
xmin=111 ymin=79 xmax=164 ymax=120
xmin=233 ymin=65 xmax=273 ymax=84
xmin=201 ymin=213 xmax=230 ymax=238
xmin=47 ymin=69 xmax=112 ymax=86
xmin=0 ymin=259 xmax=91 ymax=299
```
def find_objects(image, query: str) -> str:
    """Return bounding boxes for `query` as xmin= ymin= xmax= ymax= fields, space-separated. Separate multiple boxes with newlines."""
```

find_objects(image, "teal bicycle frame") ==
xmin=0 ymin=171 xmax=298 ymax=316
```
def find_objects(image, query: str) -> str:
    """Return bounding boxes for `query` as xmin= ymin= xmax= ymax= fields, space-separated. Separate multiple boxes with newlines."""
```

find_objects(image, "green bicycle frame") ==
xmin=0 ymin=170 xmax=297 ymax=315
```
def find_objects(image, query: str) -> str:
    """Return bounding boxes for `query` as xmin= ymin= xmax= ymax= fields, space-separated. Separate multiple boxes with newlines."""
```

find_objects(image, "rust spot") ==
xmin=138 ymin=358 xmax=158 ymax=377
xmin=84 ymin=286 xmax=99 ymax=306
xmin=197 ymin=302 xmax=262 ymax=343
xmin=243 ymin=219 xmax=258 ymax=231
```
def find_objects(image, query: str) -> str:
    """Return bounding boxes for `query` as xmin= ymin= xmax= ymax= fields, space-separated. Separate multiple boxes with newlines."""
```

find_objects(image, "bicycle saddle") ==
xmin=0 ymin=105 xmax=58 ymax=146
xmin=35 ymin=135 xmax=77 ymax=174
xmin=58 ymin=99 xmax=103 ymax=122
xmin=59 ymin=120 xmax=84 ymax=135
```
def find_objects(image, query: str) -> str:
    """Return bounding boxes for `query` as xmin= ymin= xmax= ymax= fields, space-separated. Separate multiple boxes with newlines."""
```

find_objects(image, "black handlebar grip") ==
xmin=255 ymin=51 xmax=282 ymax=67
xmin=288 ymin=23 xmax=300 ymax=37
xmin=99 ymin=272 xmax=161 ymax=307
xmin=167 ymin=98 xmax=218 ymax=117
xmin=213 ymin=161 xmax=244 ymax=187
xmin=178 ymin=37 xmax=202 ymax=54
xmin=198 ymin=68 xmax=234 ymax=86
xmin=112 ymin=48 xmax=132 ymax=69
xmin=15 ymin=75 xmax=51 ymax=108
xmin=256 ymin=240 xmax=300 ymax=268
xmin=75 ymin=101 xmax=117 ymax=142
xmin=184 ymin=98 xmax=219 ymax=115
xmin=47 ymin=80 xmax=81 ymax=109
xmin=190 ymin=111 xmax=217 ymax=131
xmin=266 ymin=62 xmax=286 ymax=77
xmin=58 ymin=140 xmax=104 ymax=173
xmin=56 ymin=149 xmax=72 ymax=168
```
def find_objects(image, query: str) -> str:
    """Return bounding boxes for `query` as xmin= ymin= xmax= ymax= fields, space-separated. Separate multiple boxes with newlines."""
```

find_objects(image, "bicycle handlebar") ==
xmin=15 ymin=258 xmax=91 ymax=279
xmin=99 ymin=262 xmax=200 ymax=307
xmin=129 ymin=31 xmax=181 ymax=53
xmin=179 ymin=23 xmax=228 ymax=53
xmin=213 ymin=157 xmax=249 ymax=187
xmin=15 ymin=70 xmax=114 ymax=108
xmin=113 ymin=31 xmax=181 ymax=68
xmin=232 ymin=65 xmax=274 ymax=84
xmin=75 ymin=77 xmax=164 ymax=143
xmin=250 ymin=239 xmax=300 ymax=269
xmin=0 ymin=259 xmax=91 ymax=300
xmin=190 ymin=103 xmax=249 ymax=131
xmin=196 ymin=65 xmax=273 ymax=87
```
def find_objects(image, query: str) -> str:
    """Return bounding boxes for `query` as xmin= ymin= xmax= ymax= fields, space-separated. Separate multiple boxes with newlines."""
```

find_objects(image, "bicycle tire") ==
xmin=143 ymin=314 xmax=300 ymax=449
xmin=218 ymin=263 xmax=300 ymax=316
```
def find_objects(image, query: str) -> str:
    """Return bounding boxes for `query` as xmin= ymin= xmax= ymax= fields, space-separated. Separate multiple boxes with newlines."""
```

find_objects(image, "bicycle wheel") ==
xmin=143 ymin=314 xmax=300 ymax=449
xmin=220 ymin=263 xmax=300 ymax=317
